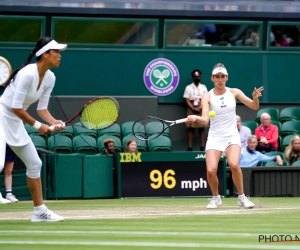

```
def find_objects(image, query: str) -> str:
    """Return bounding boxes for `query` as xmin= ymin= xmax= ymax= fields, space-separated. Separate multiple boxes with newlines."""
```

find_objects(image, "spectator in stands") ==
xmin=194 ymin=24 xmax=218 ymax=44
xmin=274 ymin=31 xmax=289 ymax=47
xmin=101 ymin=139 xmax=115 ymax=155
xmin=244 ymin=29 xmax=260 ymax=47
xmin=101 ymin=138 xmax=117 ymax=197
xmin=236 ymin=115 xmax=251 ymax=148
xmin=216 ymin=33 xmax=233 ymax=46
xmin=240 ymin=135 xmax=283 ymax=167
xmin=255 ymin=113 xmax=278 ymax=153
xmin=183 ymin=69 xmax=208 ymax=151
xmin=125 ymin=139 xmax=138 ymax=153
xmin=284 ymin=135 xmax=300 ymax=165
xmin=4 ymin=145 xmax=18 ymax=203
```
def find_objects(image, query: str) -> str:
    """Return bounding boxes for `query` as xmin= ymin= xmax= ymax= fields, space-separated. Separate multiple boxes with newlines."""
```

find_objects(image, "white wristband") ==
xmin=33 ymin=121 xmax=42 ymax=130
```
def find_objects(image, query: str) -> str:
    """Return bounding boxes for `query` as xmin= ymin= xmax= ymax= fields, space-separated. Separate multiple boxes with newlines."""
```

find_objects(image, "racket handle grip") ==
xmin=175 ymin=118 xmax=188 ymax=124
xmin=49 ymin=123 xmax=66 ymax=131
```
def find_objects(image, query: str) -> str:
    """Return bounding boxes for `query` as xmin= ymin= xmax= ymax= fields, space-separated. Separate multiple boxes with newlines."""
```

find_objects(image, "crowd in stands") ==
xmin=191 ymin=24 xmax=260 ymax=47
xmin=270 ymin=25 xmax=300 ymax=47
xmin=237 ymin=107 xmax=300 ymax=167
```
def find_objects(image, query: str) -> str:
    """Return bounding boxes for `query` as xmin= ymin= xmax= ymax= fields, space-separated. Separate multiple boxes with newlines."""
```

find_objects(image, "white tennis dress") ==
xmin=0 ymin=63 xmax=55 ymax=146
xmin=206 ymin=87 xmax=241 ymax=152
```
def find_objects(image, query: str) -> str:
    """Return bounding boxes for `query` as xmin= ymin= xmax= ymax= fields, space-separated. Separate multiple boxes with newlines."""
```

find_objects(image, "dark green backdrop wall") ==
xmin=0 ymin=47 xmax=299 ymax=103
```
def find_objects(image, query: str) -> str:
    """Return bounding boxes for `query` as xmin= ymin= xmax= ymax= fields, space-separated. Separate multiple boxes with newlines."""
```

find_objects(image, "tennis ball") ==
xmin=209 ymin=110 xmax=216 ymax=118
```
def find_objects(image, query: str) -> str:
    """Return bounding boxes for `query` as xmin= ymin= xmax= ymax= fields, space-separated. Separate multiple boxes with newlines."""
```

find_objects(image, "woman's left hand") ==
xmin=252 ymin=87 xmax=264 ymax=99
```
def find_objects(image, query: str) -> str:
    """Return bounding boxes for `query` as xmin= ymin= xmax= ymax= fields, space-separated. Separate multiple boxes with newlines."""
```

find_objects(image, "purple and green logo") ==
xmin=143 ymin=58 xmax=180 ymax=96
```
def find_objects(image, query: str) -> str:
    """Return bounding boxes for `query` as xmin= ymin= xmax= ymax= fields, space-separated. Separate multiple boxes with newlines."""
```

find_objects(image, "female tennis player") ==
xmin=0 ymin=37 xmax=67 ymax=221
xmin=187 ymin=63 xmax=263 ymax=209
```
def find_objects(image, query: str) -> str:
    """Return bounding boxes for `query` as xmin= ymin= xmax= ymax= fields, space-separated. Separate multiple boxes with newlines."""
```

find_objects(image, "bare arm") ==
xmin=231 ymin=87 xmax=263 ymax=110
xmin=186 ymin=93 xmax=210 ymax=125
xmin=11 ymin=108 xmax=36 ymax=126
xmin=37 ymin=109 xmax=61 ymax=125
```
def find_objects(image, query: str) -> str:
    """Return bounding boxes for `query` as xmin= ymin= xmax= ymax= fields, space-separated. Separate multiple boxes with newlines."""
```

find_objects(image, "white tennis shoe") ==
xmin=6 ymin=194 xmax=18 ymax=203
xmin=238 ymin=195 xmax=255 ymax=209
xmin=31 ymin=209 xmax=64 ymax=222
xmin=0 ymin=192 xmax=11 ymax=204
xmin=206 ymin=195 xmax=222 ymax=209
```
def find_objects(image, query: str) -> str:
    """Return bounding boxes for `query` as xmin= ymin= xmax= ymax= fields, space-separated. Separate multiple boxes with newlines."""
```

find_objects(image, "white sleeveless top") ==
xmin=208 ymin=87 xmax=239 ymax=138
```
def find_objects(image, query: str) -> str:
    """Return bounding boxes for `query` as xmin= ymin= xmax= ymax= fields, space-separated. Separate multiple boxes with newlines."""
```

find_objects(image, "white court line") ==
xmin=0 ymin=240 xmax=299 ymax=249
xmin=1 ymin=206 xmax=299 ymax=221
xmin=0 ymin=230 xmax=258 ymax=237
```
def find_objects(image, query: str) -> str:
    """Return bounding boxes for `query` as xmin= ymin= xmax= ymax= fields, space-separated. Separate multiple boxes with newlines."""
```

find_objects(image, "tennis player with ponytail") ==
xmin=0 ymin=37 xmax=67 ymax=222
xmin=187 ymin=63 xmax=263 ymax=209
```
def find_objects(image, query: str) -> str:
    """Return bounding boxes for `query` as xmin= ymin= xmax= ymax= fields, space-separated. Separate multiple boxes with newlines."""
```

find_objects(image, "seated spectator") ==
xmin=236 ymin=115 xmax=251 ymax=148
xmin=101 ymin=139 xmax=115 ymax=155
xmin=284 ymin=135 xmax=300 ymax=165
xmin=240 ymin=135 xmax=283 ymax=167
xmin=255 ymin=113 xmax=278 ymax=153
xmin=125 ymin=139 xmax=138 ymax=153
xmin=101 ymin=138 xmax=117 ymax=197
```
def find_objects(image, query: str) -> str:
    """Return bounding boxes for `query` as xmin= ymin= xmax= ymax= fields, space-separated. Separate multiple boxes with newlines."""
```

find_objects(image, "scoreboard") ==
xmin=117 ymin=152 xmax=226 ymax=198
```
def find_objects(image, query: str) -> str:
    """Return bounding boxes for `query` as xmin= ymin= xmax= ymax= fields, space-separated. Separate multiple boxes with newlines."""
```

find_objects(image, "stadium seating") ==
xmin=264 ymin=160 xmax=288 ymax=167
xmin=280 ymin=134 xmax=298 ymax=152
xmin=48 ymin=134 xmax=73 ymax=153
xmin=24 ymin=123 xmax=39 ymax=135
xmin=122 ymin=134 xmax=148 ymax=152
xmin=146 ymin=121 xmax=170 ymax=138
xmin=52 ymin=125 xmax=74 ymax=138
xmin=73 ymin=122 xmax=98 ymax=138
xmin=242 ymin=120 xmax=258 ymax=134
xmin=255 ymin=107 xmax=279 ymax=123
xmin=271 ymin=120 xmax=282 ymax=134
xmin=30 ymin=134 xmax=47 ymax=149
xmin=279 ymin=107 xmax=300 ymax=123
xmin=121 ymin=121 xmax=135 ymax=137
xmin=265 ymin=151 xmax=284 ymax=159
xmin=148 ymin=136 xmax=172 ymax=152
xmin=280 ymin=120 xmax=300 ymax=138
xmin=97 ymin=135 xmax=123 ymax=153
xmin=97 ymin=123 xmax=121 ymax=138
xmin=73 ymin=135 xmax=98 ymax=154
xmin=292 ymin=160 xmax=300 ymax=167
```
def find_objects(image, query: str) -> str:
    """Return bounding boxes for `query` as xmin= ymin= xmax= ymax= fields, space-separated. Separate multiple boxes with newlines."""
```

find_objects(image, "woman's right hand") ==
xmin=38 ymin=124 xmax=53 ymax=136
xmin=187 ymin=115 xmax=198 ymax=123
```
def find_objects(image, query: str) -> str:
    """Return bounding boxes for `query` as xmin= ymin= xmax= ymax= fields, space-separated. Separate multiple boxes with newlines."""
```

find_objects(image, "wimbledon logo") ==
xmin=143 ymin=58 xmax=180 ymax=96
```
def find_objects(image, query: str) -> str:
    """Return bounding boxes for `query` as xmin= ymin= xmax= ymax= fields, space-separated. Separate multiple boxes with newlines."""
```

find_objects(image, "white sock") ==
xmin=34 ymin=204 xmax=47 ymax=214
xmin=238 ymin=194 xmax=245 ymax=198
xmin=213 ymin=195 xmax=220 ymax=199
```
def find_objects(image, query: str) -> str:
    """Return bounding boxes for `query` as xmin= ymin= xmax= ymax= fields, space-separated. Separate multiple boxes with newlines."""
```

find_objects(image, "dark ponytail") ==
xmin=4 ymin=36 xmax=52 ymax=87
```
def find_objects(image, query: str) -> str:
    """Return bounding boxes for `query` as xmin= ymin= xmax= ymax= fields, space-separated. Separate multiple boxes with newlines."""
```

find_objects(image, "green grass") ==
xmin=0 ymin=198 xmax=300 ymax=250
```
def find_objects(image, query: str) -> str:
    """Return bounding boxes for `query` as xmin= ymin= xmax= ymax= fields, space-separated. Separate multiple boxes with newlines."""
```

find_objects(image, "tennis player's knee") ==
xmin=206 ymin=167 xmax=217 ymax=177
xmin=228 ymin=161 xmax=240 ymax=171
xmin=26 ymin=158 xmax=42 ymax=179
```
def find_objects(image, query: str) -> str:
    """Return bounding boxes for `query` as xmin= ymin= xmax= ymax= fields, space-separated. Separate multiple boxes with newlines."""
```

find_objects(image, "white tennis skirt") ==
xmin=0 ymin=104 xmax=31 ymax=146
xmin=206 ymin=135 xmax=241 ymax=152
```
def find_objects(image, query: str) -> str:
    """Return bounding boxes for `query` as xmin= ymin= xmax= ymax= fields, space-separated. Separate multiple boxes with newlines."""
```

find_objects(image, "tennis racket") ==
xmin=49 ymin=97 xmax=119 ymax=130
xmin=132 ymin=116 xmax=187 ymax=141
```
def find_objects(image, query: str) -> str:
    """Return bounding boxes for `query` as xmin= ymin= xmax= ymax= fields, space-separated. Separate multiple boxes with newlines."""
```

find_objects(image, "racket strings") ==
xmin=81 ymin=98 xmax=119 ymax=129
xmin=133 ymin=117 xmax=165 ymax=141
xmin=53 ymin=92 xmax=96 ymax=150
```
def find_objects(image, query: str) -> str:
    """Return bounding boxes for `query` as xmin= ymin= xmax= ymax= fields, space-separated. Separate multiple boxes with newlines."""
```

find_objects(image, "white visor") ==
xmin=212 ymin=67 xmax=228 ymax=75
xmin=35 ymin=40 xmax=67 ymax=57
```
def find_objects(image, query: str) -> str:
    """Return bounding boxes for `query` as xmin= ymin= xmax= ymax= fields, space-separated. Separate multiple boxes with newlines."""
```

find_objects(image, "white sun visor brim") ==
xmin=212 ymin=67 xmax=228 ymax=75
xmin=35 ymin=40 xmax=67 ymax=57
